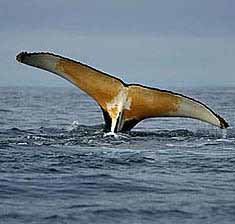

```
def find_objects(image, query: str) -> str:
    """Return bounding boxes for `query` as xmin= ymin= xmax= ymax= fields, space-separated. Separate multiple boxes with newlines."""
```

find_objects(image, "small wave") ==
xmin=67 ymin=204 xmax=100 ymax=209
xmin=0 ymin=109 xmax=12 ymax=113
xmin=0 ymin=212 xmax=22 ymax=219
xmin=92 ymin=208 xmax=132 ymax=215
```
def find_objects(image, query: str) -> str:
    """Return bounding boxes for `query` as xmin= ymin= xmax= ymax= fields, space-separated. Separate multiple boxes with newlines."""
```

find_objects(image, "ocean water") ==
xmin=0 ymin=86 xmax=235 ymax=224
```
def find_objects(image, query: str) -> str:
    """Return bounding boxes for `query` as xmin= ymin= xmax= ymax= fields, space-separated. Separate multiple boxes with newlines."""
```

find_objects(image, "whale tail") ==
xmin=16 ymin=52 xmax=229 ymax=132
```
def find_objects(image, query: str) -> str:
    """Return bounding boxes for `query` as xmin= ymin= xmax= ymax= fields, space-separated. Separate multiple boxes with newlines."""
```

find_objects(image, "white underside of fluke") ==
xmin=177 ymin=97 xmax=221 ymax=128
xmin=106 ymin=87 xmax=131 ymax=132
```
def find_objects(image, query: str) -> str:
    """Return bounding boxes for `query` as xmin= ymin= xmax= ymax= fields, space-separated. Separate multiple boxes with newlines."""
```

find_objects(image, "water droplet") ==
xmin=222 ymin=129 xmax=227 ymax=139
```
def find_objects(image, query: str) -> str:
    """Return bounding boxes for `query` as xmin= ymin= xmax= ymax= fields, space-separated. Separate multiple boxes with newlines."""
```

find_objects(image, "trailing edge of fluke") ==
xmin=16 ymin=52 xmax=229 ymax=133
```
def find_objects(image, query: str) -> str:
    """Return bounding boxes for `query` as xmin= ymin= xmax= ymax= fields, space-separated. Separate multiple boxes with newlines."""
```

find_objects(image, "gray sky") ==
xmin=1 ymin=0 xmax=235 ymax=87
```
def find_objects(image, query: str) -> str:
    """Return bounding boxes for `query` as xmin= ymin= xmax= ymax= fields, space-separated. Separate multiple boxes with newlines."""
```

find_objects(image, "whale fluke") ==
xmin=16 ymin=52 xmax=229 ymax=132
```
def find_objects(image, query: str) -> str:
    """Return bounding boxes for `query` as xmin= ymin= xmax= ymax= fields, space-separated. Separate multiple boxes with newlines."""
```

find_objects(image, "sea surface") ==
xmin=0 ymin=86 xmax=235 ymax=224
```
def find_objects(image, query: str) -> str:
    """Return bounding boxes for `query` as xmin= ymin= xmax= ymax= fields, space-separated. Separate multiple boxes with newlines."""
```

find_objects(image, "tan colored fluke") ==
xmin=16 ymin=52 xmax=229 ymax=133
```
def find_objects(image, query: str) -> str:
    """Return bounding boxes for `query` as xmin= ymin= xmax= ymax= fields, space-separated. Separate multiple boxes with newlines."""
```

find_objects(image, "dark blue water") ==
xmin=0 ymin=86 xmax=235 ymax=224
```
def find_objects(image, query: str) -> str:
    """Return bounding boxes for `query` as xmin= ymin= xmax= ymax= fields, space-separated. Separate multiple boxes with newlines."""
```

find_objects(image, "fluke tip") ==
xmin=16 ymin=52 xmax=28 ymax=62
xmin=218 ymin=115 xmax=229 ymax=129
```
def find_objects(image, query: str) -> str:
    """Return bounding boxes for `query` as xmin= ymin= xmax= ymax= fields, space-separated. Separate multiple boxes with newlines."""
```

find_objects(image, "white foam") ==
xmin=103 ymin=132 xmax=129 ymax=139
